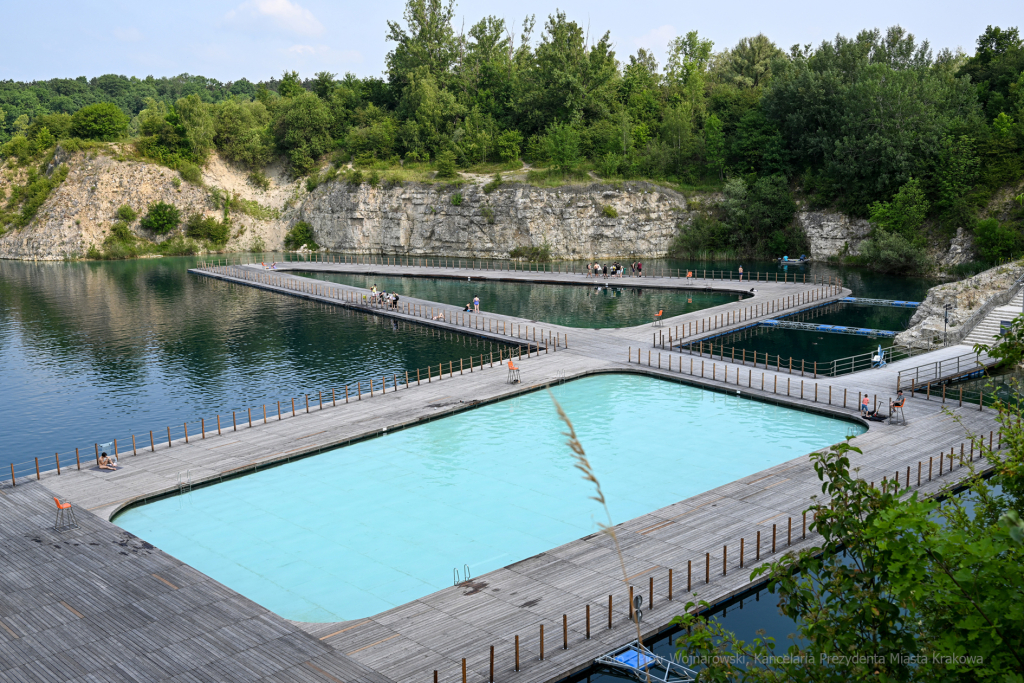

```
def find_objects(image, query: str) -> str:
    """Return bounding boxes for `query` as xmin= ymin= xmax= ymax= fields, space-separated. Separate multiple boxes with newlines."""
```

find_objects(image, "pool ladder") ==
xmin=453 ymin=564 xmax=471 ymax=586
xmin=177 ymin=470 xmax=192 ymax=495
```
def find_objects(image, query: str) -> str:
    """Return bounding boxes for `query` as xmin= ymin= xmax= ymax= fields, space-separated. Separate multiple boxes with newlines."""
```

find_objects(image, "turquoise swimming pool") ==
xmin=114 ymin=374 xmax=863 ymax=622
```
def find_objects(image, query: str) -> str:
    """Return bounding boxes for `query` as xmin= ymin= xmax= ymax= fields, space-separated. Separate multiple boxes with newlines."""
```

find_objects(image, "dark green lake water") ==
xmin=301 ymin=271 xmax=743 ymax=328
xmin=0 ymin=254 xmax=940 ymax=474
xmin=0 ymin=257 xmax=509 ymax=474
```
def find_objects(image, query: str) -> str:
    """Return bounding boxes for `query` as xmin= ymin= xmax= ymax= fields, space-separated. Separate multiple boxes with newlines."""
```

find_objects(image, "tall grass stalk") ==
xmin=550 ymin=391 xmax=650 ymax=680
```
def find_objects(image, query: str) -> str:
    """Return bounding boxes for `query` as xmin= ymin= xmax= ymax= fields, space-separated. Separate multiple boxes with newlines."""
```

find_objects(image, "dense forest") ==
xmin=1 ymin=0 xmax=1023 ymax=265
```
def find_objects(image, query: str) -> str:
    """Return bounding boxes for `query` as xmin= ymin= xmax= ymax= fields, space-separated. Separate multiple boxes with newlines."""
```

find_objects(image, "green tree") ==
xmin=175 ymin=94 xmax=215 ymax=161
xmin=933 ymin=134 xmax=980 ymax=226
xmin=278 ymin=71 xmax=305 ymax=98
xmin=140 ymin=201 xmax=181 ymax=235
xmin=675 ymin=433 xmax=1024 ymax=681
xmin=868 ymin=177 xmax=930 ymax=242
xmin=704 ymin=113 xmax=725 ymax=178
xmin=311 ymin=71 xmax=337 ymax=100
xmin=860 ymin=228 xmax=930 ymax=273
xmin=713 ymin=34 xmax=785 ymax=89
xmin=496 ymin=129 xmax=523 ymax=163
xmin=544 ymin=121 xmax=581 ymax=174
xmin=284 ymin=221 xmax=318 ymax=249
xmin=433 ymin=149 xmax=457 ymax=178
xmin=974 ymin=218 xmax=1021 ymax=262
xmin=214 ymin=99 xmax=273 ymax=168
xmin=275 ymin=92 xmax=333 ymax=175
xmin=70 ymin=102 xmax=129 ymax=140
xmin=385 ymin=0 xmax=460 ymax=91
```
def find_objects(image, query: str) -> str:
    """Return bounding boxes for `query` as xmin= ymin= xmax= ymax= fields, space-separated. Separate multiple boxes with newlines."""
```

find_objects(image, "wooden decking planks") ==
xmin=3 ymin=261 xmax=1004 ymax=683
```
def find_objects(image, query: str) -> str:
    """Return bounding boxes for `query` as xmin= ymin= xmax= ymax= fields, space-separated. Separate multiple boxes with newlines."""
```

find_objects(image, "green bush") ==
xmin=601 ymin=205 xmax=618 ymax=218
xmin=284 ymin=221 xmax=318 ymax=250
xmin=669 ymin=213 xmax=732 ymax=256
xmin=368 ymin=170 xmax=381 ymax=187
xmin=109 ymin=221 xmax=134 ymax=243
xmin=178 ymin=162 xmax=202 ymax=185
xmin=157 ymin=235 xmax=200 ymax=255
xmin=974 ymin=218 xmax=1021 ymax=263
xmin=859 ymin=228 xmax=930 ymax=274
xmin=140 ymin=202 xmax=181 ymax=235
xmin=348 ymin=169 xmax=364 ymax=185
xmin=185 ymin=213 xmax=230 ymax=245
xmin=116 ymin=204 xmax=138 ymax=222
xmin=483 ymin=172 xmax=503 ymax=194
xmin=480 ymin=206 xmax=495 ymax=223
xmin=435 ymin=150 xmax=458 ymax=179
xmin=247 ymin=170 xmax=271 ymax=191
xmin=450 ymin=192 xmax=463 ymax=206
xmin=70 ymin=103 xmax=129 ymax=141
xmin=509 ymin=244 xmax=551 ymax=262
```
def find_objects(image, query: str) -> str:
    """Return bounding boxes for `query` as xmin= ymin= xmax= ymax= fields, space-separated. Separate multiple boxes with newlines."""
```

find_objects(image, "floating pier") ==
xmin=840 ymin=297 xmax=920 ymax=307
xmin=759 ymin=319 xmax=898 ymax=337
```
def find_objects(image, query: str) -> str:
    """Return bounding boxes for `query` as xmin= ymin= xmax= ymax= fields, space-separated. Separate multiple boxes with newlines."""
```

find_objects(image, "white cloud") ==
xmin=224 ymin=0 xmax=324 ymax=37
xmin=113 ymin=27 xmax=143 ymax=42
xmin=632 ymin=24 xmax=676 ymax=53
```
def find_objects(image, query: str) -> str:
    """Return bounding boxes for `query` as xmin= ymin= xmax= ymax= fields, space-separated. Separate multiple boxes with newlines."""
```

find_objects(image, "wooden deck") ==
xmin=4 ymin=262 xmax=1002 ymax=683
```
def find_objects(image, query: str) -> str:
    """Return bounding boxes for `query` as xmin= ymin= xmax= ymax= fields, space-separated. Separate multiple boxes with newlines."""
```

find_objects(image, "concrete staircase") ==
xmin=963 ymin=291 xmax=1024 ymax=346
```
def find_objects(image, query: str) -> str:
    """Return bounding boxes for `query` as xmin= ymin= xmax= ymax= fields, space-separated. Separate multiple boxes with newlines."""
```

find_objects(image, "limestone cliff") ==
xmin=297 ymin=181 xmax=686 ymax=259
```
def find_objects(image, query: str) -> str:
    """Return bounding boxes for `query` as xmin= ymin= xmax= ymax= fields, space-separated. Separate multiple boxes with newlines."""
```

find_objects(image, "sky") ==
xmin=0 ymin=0 xmax=1019 ymax=83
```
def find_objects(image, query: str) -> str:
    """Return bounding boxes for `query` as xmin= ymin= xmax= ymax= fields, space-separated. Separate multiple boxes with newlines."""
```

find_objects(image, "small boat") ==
xmin=776 ymin=255 xmax=810 ymax=263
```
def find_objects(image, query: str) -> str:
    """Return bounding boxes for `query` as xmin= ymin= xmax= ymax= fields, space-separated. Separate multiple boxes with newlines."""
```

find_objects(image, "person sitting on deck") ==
xmin=463 ymin=303 xmax=472 ymax=312
xmin=98 ymin=452 xmax=117 ymax=470
xmin=864 ymin=409 xmax=888 ymax=422
xmin=432 ymin=311 xmax=447 ymax=321
xmin=890 ymin=390 xmax=905 ymax=411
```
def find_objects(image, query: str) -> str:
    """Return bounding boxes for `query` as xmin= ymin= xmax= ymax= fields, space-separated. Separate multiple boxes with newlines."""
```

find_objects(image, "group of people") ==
xmin=860 ymin=389 xmax=906 ymax=422
xmin=585 ymin=262 xmax=643 ymax=277
xmin=368 ymin=284 xmax=400 ymax=310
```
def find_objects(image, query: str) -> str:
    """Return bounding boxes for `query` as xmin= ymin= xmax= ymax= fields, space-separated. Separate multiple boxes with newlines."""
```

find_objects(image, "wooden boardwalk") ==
xmin=4 ymin=262 xmax=1002 ymax=683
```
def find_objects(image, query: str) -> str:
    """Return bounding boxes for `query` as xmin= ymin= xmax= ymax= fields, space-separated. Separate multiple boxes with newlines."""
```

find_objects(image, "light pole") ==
xmin=944 ymin=303 xmax=953 ymax=346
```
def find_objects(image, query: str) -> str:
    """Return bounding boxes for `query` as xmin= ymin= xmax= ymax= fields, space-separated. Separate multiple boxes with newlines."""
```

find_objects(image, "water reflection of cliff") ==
xmin=0 ymin=258 xmax=505 ymax=462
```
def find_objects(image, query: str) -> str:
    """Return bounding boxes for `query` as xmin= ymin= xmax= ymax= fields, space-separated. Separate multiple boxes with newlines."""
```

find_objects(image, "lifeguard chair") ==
xmin=507 ymin=360 xmax=520 ymax=384
xmin=653 ymin=310 xmax=664 ymax=327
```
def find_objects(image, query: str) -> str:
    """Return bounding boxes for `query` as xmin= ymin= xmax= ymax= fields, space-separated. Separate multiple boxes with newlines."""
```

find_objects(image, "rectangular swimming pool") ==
xmin=114 ymin=374 xmax=863 ymax=622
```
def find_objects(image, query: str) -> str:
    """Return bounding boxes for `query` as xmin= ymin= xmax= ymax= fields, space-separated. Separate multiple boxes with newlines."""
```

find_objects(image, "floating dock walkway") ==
xmin=1 ymin=261 xmax=1003 ymax=683
xmin=760 ymin=319 xmax=899 ymax=337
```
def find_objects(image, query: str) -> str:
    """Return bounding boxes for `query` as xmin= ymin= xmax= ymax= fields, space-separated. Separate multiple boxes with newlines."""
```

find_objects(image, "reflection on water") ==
xmin=0 ymin=257 xmax=508 ymax=469
xmin=301 ymin=271 xmax=744 ymax=328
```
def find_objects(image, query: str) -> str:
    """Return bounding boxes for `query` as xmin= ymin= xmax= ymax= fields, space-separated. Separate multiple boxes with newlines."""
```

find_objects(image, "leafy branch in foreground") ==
xmin=670 ymin=429 xmax=1024 ymax=682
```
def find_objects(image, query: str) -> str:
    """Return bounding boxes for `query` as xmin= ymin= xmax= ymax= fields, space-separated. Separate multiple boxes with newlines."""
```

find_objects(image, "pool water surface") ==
xmin=115 ymin=374 xmax=863 ymax=622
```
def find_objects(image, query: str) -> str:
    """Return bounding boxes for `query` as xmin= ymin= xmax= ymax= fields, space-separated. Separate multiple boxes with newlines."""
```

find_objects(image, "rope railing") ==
xmin=197 ymin=264 xmax=571 ymax=349
xmin=199 ymin=255 xmax=844 ymax=288
xmin=3 ymin=335 xmax=544 ymax=490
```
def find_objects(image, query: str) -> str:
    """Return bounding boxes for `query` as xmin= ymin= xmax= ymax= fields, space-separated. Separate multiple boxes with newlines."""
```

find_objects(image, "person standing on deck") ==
xmin=861 ymin=392 xmax=870 ymax=415
xmin=637 ymin=261 xmax=643 ymax=277
xmin=738 ymin=265 xmax=744 ymax=281
xmin=473 ymin=295 xmax=480 ymax=313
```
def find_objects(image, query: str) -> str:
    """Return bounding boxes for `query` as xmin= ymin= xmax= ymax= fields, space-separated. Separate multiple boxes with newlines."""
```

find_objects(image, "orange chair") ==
xmin=507 ymin=359 xmax=521 ymax=384
xmin=53 ymin=497 xmax=78 ymax=531
xmin=653 ymin=310 xmax=664 ymax=327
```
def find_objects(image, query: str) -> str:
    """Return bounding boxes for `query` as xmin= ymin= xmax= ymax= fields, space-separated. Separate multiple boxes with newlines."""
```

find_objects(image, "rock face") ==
xmin=298 ymin=181 xmax=687 ymax=259
xmin=796 ymin=210 xmax=872 ymax=258
xmin=939 ymin=227 xmax=975 ymax=266
xmin=895 ymin=262 xmax=1024 ymax=349
xmin=0 ymin=148 xmax=293 ymax=261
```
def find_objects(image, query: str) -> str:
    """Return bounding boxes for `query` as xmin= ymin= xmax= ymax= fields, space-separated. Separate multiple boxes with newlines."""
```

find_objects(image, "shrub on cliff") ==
xmin=974 ymin=218 xmax=1022 ymax=263
xmin=434 ymin=150 xmax=458 ymax=179
xmin=509 ymin=244 xmax=551 ymax=262
xmin=185 ymin=213 xmax=230 ymax=246
xmin=140 ymin=202 xmax=181 ymax=235
xmin=859 ymin=228 xmax=930 ymax=273
xmin=70 ymin=103 xmax=128 ymax=141
xmin=284 ymin=221 xmax=318 ymax=250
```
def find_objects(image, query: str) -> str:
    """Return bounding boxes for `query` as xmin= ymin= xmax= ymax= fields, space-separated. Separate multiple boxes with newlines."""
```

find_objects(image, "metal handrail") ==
xmin=897 ymin=351 xmax=992 ymax=390
xmin=943 ymin=269 xmax=1024 ymax=346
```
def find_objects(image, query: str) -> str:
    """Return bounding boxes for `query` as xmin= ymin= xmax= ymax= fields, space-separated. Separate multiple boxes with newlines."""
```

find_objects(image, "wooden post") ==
xmin=75 ymin=448 xmax=81 ymax=470
xmin=10 ymin=463 xmax=14 ymax=487
xmin=608 ymin=595 xmax=613 ymax=629
xmin=705 ymin=552 xmax=709 ymax=584
xmin=183 ymin=425 xmax=188 ymax=444
xmin=756 ymin=530 xmax=760 ymax=560
xmin=687 ymin=560 xmax=692 ymax=592
xmin=35 ymin=458 xmax=40 ymax=480
xmin=150 ymin=431 xmax=155 ymax=451
xmin=490 ymin=646 xmax=494 ymax=683
xmin=788 ymin=517 xmax=792 ymax=546
xmin=649 ymin=575 xmax=654 ymax=609
xmin=55 ymin=453 xmax=60 ymax=475
xmin=168 ymin=426 xmax=173 ymax=446
xmin=723 ymin=545 xmax=727 ymax=575
xmin=463 ymin=659 xmax=467 ymax=683
xmin=563 ymin=613 xmax=568 ymax=650
xmin=668 ymin=569 xmax=673 ymax=600
xmin=515 ymin=635 xmax=520 ymax=671
xmin=248 ymin=408 xmax=252 ymax=427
